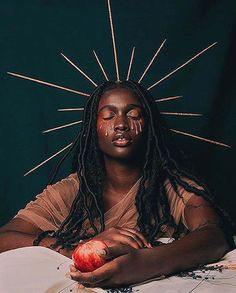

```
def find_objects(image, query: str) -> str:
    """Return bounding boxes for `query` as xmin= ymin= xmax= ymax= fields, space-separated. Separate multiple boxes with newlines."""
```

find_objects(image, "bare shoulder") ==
xmin=184 ymin=195 xmax=220 ymax=231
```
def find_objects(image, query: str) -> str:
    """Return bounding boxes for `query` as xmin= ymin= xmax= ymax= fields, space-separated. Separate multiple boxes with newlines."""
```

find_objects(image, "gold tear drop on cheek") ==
xmin=100 ymin=121 xmax=108 ymax=136
xmin=134 ymin=121 xmax=139 ymax=135
xmin=138 ymin=120 xmax=142 ymax=132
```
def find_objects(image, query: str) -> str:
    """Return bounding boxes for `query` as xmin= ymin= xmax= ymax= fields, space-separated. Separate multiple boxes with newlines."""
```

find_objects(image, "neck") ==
xmin=103 ymin=156 xmax=142 ymax=192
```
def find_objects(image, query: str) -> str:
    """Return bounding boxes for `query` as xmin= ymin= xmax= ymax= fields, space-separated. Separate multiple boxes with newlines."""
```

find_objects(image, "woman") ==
xmin=0 ymin=80 xmax=234 ymax=287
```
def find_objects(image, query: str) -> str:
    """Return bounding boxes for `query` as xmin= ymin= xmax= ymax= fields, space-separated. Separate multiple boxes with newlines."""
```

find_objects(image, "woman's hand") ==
xmin=57 ymin=226 xmax=149 ymax=260
xmin=68 ymin=228 xmax=153 ymax=287
xmin=92 ymin=226 xmax=150 ymax=249
xmin=69 ymin=247 xmax=158 ymax=288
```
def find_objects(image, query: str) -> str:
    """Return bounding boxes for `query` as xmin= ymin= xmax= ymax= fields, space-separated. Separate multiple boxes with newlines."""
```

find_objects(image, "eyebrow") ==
xmin=98 ymin=103 xmax=142 ymax=113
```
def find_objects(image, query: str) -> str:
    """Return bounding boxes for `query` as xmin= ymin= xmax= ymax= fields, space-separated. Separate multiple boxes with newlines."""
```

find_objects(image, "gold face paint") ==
xmin=98 ymin=120 xmax=109 ymax=137
xmin=138 ymin=120 xmax=142 ymax=133
xmin=127 ymin=117 xmax=143 ymax=136
xmin=134 ymin=121 xmax=139 ymax=135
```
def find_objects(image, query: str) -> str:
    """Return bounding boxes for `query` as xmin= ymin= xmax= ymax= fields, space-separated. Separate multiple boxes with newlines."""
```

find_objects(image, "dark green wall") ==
xmin=0 ymin=0 xmax=236 ymax=228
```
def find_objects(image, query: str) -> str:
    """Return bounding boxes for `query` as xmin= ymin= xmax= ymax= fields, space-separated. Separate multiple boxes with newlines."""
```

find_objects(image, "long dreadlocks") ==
xmin=34 ymin=80 xmax=234 ymax=250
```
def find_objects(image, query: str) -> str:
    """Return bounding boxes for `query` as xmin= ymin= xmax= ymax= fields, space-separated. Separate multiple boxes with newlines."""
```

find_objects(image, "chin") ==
xmin=108 ymin=148 xmax=140 ymax=161
xmin=100 ymin=141 xmax=145 ymax=162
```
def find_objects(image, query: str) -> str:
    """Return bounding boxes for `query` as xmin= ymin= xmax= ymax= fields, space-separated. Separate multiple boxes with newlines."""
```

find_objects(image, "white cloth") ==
xmin=0 ymin=246 xmax=236 ymax=293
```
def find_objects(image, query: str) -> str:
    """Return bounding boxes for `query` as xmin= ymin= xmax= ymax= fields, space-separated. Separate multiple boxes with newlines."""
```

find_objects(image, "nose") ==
xmin=114 ymin=115 xmax=129 ymax=132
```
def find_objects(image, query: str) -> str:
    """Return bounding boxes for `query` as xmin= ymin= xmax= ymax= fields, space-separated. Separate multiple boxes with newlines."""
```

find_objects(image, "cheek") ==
xmin=97 ymin=115 xmax=105 ymax=129
xmin=96 ymin=119 xmax=103 ymax=135
xmin=130 ymin=119 xmax=145 ymax=136
xmin=97 ymin=119 xmax=110 ymax=139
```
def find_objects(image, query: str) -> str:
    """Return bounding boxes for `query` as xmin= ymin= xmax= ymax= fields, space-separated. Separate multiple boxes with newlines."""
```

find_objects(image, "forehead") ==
xmin=98 ymin=88 xmax=141 ymax=110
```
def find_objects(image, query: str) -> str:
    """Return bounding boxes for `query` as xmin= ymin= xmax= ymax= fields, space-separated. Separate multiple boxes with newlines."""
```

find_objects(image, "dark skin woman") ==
xmin=0 ymin=81 xmax=233 ymax=288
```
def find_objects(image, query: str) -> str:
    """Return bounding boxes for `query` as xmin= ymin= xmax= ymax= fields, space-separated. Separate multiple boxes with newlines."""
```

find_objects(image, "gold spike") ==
xmin=42 ymin=120 xmax=82 ymax=133
xmin=161 ymin=112 xmax=202 ymax=116
xmin=148 ymin=42 xmax=217 ymax=90
xmin=170 ymin=128 xmax=231 ymax=148
xmin=155 ymin=95 xmax=182 ymax=102
xmin=61 ymin=53 xmax=97 ymax=87
xmin=7 ymin=72 xmax=89 ymax=97
xmin=93 ymin=50 xmax=109 ymax=81
xmin=24 ymin=143 xmax=73 ymax=176
xmin=58 ymin=108 xmax=84 ymax=111
xmin=107 ymin=0 xmax=120 ymax=81
xmin=126 ymin=47 xmax=136 ymax=80
xmin=138 ymin=39 xmax=166 ymax=83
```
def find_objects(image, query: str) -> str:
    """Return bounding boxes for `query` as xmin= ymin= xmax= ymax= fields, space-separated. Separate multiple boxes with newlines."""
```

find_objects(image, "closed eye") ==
xmin=103 ymin=116 xmax=114 ymax=120
xmin=101 ymin=111 xmax=115 ymax=120
xmin=127 ymin=109 xmax=141 ymax=119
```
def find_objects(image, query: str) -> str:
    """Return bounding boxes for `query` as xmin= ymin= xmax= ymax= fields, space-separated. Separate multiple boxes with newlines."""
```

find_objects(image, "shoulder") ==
xmin=14 ymin=173 xmax=80 ymax=231
xmin=44 ymin=173 xmax=80 ymax=195
xmin=39 ymin=172 xmax=80 ymax=206
xmin=56 ymin=172 xmax=80 ymax=190
xmin=19 ymin=172 xmax=80 ymax=211
xmin=164 ymin=176 xmax=204 ymax=204
xmin=163 ymin=176 xmax=206 ymax=227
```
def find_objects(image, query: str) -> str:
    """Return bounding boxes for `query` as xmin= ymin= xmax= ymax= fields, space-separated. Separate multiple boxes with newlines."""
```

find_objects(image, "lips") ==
xmin=112 ymin=133 xmax=132 ymax=147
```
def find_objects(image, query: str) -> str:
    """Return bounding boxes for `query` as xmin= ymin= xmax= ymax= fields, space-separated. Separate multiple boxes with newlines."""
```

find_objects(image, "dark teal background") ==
xmin=0 ymin=1 xmax=236 ymax=228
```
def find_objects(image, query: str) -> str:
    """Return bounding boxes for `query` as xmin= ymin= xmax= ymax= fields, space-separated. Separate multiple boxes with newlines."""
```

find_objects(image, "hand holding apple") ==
xmin=72 ymin=240 xmax=108 ymax=272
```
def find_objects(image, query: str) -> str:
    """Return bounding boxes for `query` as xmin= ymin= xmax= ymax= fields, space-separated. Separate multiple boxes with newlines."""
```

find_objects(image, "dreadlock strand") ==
xmin=81 ymin=92 xmax=104 ymax=234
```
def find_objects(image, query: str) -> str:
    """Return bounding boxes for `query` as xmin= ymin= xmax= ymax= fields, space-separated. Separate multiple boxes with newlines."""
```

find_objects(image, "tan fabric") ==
xmin=15 ymin=174 xmax=80 ymax=231
xmin=15 ymin=173 xmax=202 ymax=237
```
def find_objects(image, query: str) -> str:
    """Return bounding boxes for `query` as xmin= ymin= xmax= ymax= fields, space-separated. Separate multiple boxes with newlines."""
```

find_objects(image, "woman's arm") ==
xmin=0 ymin=174 xmax=80 ymax=254
xmin=0 ymin=218 xmax=80 ymax=259
xmin=0 ymin=218 xmax=148 ymax=257
xmin=69 ymin=195 xmax=231 ymax=287
xmin=0 ymin=218 xmax=56 ymax=253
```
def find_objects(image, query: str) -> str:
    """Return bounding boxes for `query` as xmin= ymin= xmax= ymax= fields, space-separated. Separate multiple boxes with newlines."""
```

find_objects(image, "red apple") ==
xmin=72 ymin=240 xmax=108 ymax=272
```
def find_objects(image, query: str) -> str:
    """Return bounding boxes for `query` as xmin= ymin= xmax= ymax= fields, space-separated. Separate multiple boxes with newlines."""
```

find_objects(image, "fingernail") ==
xmin=97 ymin=249 xmax=106 ymax=256
xmin=70 ymin=265 xmax=77 ymax=272
xmin=77 ymin=283 xmax=85 ymax=289
xmin=65 ymin=272 xmax=71 ymax=279
xmin=147 ymin=243 xmax=152 ymax=248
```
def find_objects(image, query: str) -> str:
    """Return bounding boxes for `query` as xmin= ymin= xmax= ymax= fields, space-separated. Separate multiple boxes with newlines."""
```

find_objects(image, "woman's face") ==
xmin=97 ymin=87 xmax=146 ymax=161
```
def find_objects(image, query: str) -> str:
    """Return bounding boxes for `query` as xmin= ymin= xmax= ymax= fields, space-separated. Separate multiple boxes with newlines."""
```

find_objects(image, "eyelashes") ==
xmin=102 ymin=115 xmax=140 ymax=120
xmin=101 ymin=109 xmax=141 ymax=121
xmin=102 ymin=116 xmax=115 ymax=120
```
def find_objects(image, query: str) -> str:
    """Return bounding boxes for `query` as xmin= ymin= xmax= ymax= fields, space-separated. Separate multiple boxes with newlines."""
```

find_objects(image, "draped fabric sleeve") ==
xmin=14 ymin=173 xmax=80 ymax=231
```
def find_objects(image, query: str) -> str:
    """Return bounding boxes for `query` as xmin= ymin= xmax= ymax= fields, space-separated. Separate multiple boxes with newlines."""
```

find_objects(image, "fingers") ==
xmin=113 ymin=227 xmax=150 ymax=249
xmin=102 ymin=244 xmax=133 ymax=260
xmin=95 ymin=228 xmax=139 ymax=249
xmin=123 ymin=228 xmax=151 ymax=247
xmin=70 ymin=265 xmax=77 ymax=272
xmin=117 ymin=231 xmax=142 ymax=249
xmin=93 ymin=227 xmax=151 ymax=251
xmin=69 ymin=263 xmax=112 ymax=287
xmin=120 ymin=228 xmax=150 ymax=248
